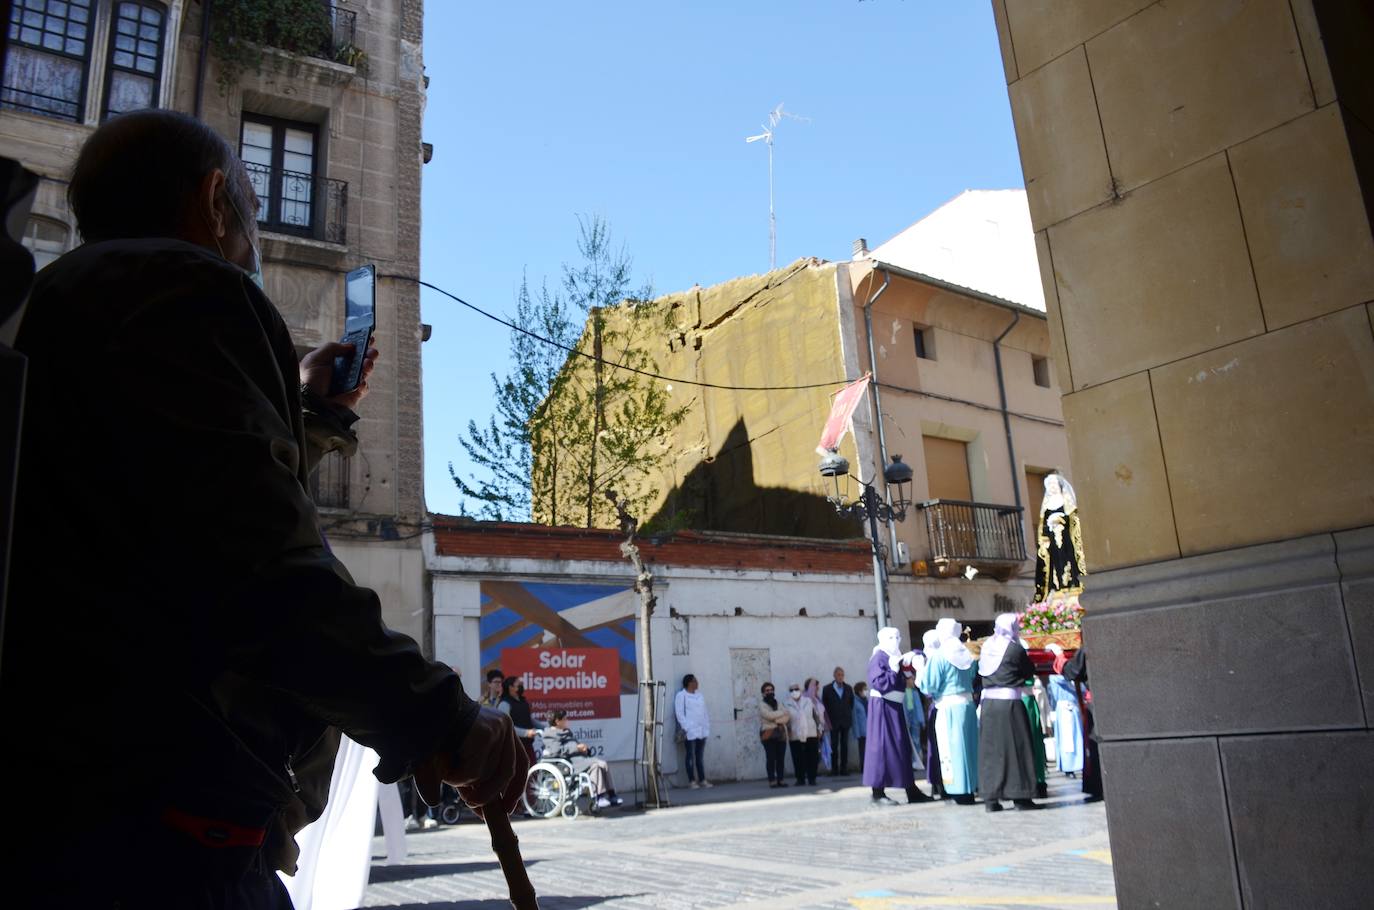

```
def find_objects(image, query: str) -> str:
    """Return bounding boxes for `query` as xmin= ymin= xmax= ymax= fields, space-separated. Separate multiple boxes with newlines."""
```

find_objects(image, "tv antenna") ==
xmin=745 ymin=102 xmax=808 ymax=270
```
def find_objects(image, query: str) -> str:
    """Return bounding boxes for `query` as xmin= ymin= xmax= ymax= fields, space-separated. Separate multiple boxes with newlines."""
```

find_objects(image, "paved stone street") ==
xmin=360 ymin=770 xmax=1115 ymax=909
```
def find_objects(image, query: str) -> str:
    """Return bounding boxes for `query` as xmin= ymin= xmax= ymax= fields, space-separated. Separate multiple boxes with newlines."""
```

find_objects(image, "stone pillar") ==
xmin=991 ymin=1 xmax=1374 ymax=906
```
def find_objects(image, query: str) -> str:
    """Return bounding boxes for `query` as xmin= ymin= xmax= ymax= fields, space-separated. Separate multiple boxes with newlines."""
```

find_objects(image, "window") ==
xmin=240 ymin=114 xmax=320 ymax=237
xmin=1032 ymin=355 xmax=1051 ymax=388
xmin=21 ymin=215 xmax=69 ymax=269
xmin=310 ymin=450 xmax=350 ymax=509
xmin=1026 ymin=469 xmax=1048 ymax=522
xmin=922 ymin=435 xmax=972 ymax=502
xmin=102 ymin=1 xmax=165 ymax=119
xmin=2 ymin=0 xmax=94 ymax=121
xmin=913 ymin=325 xmax=936 ymax=360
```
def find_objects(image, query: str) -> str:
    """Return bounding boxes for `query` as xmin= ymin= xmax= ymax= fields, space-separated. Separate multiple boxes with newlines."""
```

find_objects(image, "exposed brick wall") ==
xmin=431 ymin=518 xmax=873 ymax=573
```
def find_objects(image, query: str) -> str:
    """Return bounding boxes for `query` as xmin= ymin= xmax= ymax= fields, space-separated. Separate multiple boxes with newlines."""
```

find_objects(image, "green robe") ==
xmin=1022 ymin=686 xmax=1047 ymax=785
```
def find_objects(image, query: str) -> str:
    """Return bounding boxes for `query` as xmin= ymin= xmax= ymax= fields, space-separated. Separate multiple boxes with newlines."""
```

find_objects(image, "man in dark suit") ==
xmin=822 ymin=666 xmax=856 ymax=775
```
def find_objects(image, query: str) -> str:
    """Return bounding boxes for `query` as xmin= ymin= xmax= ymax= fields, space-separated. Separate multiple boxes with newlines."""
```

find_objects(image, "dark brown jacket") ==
xmin=3 ymin=239 xmax=476 ymax=875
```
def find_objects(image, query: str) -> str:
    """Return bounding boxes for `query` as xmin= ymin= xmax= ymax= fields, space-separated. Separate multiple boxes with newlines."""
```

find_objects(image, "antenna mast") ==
xmin=745 ymin=103 xmax=807 ymax=270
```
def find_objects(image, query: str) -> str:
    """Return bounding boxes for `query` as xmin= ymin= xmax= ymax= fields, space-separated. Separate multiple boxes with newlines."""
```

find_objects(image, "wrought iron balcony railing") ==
xmin=244 ymin=162 xmax=348 ymax=245
xmin=316 ymin=5 xmax=357 ymax=64
xmin=0 ymin=84 xmax=80 ymax=121
xmin=916 ymin=499 xmax=1027 ymax=564
xmin=253 ymin=4 xmax=358 ymax=65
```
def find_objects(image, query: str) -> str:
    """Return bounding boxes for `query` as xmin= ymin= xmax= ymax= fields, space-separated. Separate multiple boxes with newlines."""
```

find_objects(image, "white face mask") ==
xmin=789 ymin=689 xmax=801 ymax=700
xmin=219 ymin=189 xmax=264 ymax=290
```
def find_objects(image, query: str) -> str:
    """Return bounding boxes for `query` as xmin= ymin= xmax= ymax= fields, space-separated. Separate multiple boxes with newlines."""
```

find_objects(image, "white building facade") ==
xmin=425 ymin=519 xmax=896 ymax=787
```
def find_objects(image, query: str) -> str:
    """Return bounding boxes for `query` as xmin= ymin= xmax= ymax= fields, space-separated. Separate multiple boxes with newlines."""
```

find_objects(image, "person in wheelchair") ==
xmin=540 ymin=711 xmax=624 ymax=810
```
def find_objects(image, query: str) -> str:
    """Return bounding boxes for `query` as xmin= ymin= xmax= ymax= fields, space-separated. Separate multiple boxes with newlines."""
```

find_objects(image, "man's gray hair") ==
xmin=68 ymin=109 xmax=255 ymax=244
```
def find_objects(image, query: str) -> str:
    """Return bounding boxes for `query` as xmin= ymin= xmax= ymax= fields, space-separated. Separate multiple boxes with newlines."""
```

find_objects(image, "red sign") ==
xmin=502 ymin=647 xmax=622 ymax=720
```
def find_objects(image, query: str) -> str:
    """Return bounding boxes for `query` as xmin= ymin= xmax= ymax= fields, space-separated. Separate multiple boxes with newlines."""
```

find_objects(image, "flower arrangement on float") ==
xmin=1018 ymin=596 xmax=1084 ymax=650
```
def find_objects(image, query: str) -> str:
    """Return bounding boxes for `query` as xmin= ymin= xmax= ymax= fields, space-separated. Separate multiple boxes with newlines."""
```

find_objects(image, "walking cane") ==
xmin=484 ymin=802 xmax=539 ymax=909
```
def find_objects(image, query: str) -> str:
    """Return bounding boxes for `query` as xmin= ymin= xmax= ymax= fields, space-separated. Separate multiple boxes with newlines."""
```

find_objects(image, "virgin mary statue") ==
xmin=1034 ymin=473 xmax=1086 ymax=603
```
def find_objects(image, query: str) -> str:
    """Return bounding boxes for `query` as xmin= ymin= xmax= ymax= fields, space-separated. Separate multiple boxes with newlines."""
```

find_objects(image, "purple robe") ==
xmin=863 ymin=650 xmax=915 ymax=789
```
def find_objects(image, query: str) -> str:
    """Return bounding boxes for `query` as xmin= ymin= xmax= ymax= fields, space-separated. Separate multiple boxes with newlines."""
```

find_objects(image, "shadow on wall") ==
xmin=647 ymin=418 xmax=862 ymax=539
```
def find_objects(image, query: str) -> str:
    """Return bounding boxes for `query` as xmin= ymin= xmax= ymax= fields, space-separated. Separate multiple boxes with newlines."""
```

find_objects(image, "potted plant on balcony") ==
xmin=333 ymin=41 xmax=369 ymax=73
xmin=1018 ymin=596 xmax=1084 ymax=651
xmin=209 ymin=0 xmax=337 ymax=93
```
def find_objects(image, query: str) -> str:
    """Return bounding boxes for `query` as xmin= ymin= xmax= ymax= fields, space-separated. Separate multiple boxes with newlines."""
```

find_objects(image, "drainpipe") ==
xmin=861 ymin=269 xmax=900 ymax=566
xmin=992 ymin=312 xmax=1023 ymax=517
xmin=193 ymin=0 xmax=212 ymax=120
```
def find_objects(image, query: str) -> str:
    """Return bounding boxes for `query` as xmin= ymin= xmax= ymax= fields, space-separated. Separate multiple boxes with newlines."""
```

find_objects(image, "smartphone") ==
xmin=330 ymin=264 xmax=376 ymax=396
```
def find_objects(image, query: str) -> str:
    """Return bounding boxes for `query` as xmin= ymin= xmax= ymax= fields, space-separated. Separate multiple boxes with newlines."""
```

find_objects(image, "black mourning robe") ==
xmin=1063 ymin=648 xmax=1103 ymax=799
xmin=977 ymin=641 xmax=1039 ymax=801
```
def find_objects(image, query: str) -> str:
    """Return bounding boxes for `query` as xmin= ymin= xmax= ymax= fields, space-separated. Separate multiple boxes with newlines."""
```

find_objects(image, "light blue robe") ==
xmin=918 ymin=653 xmax=978 ymax=795
xmin=1047 ymin=674 xmax=1084 ymax=773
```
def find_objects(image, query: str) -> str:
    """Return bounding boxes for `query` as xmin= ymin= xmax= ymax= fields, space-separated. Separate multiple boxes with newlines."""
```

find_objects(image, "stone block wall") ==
xmin=992 ymin=1 xmax=1374 ymax=906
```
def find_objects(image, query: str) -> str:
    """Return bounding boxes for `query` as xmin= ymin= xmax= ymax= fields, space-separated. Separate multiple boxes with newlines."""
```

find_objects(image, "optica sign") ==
xmin=502 ymin=647 xmax=622 ymax=719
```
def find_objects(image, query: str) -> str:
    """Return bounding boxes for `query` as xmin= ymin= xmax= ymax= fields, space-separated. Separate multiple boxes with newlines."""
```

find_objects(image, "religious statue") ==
xmin=1034 ymin=472 xmax=1086 ymax=603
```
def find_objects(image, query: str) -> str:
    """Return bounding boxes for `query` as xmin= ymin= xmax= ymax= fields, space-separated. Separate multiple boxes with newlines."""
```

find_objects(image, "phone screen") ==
xmin=344 ymin=266 xmax=374 ymax=335
xmin=330 ymin=264 xmax=376 ymax=396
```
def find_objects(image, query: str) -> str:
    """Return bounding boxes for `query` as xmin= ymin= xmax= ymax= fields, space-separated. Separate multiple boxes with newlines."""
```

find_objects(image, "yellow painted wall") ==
xmin=535 ymin=260 xmax=865 ymax=536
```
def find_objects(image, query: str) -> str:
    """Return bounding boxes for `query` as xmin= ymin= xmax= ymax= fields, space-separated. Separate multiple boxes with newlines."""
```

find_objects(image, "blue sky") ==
xmin=419 ymin=1 xmax=1025 ymax=517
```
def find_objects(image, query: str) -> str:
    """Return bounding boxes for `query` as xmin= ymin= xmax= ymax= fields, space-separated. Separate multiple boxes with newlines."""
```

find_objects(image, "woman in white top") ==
xmin=674 ymin=674 xmax=711 ymax=788
xmin=785 ymin=682 xmax=825 ymax=786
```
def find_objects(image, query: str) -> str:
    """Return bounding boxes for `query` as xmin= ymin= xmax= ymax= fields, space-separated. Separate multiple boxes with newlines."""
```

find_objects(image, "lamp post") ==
xmin=819 ymin=452 xmax=914 ymax=628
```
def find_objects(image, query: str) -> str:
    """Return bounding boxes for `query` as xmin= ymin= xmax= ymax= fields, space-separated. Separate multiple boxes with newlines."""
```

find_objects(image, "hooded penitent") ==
xmin=978 ymin=613 xmax=1021 ymax=677
xmin=873 ymin=626 xmax=903 ymax=670
xmin=935 ymin=617 xmax=974 ymax=671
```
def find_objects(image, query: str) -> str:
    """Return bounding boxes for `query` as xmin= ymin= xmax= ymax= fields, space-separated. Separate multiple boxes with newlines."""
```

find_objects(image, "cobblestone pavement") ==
xmin=360 ymin=771 xmax=1115 ymax=910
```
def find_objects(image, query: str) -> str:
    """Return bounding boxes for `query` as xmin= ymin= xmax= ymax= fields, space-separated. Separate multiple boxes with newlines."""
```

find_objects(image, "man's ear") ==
xmin=198 ymin=168 xmax=229 ymax=238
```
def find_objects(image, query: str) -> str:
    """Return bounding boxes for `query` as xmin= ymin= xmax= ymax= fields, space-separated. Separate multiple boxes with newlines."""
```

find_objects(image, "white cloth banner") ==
xmin=279 ymin=735 xmax=407 ymax=910
xmin=816 ymin=374 xmax=871 ymax=455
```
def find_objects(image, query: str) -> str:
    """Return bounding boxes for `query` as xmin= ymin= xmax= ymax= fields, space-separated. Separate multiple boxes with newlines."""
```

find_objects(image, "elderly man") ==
xmin=863 ymin=627 xmax=934 ymax=806
xmin=541 ymin=710 xmax=624 ymax=810
xmin=821 ymin=665 xmax=855 ymax=776
xmin=2 ymin=110 xmax=525 ymax=907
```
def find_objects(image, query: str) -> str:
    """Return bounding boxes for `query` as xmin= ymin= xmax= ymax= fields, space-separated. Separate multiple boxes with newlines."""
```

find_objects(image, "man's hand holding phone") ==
xmin=300 ymin=341 xmax=379 ymax=410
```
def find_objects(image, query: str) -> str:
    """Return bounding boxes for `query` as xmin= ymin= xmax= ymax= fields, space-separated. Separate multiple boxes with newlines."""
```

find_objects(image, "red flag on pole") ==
xmin=816 ymin=373 xmax=870 ymax=455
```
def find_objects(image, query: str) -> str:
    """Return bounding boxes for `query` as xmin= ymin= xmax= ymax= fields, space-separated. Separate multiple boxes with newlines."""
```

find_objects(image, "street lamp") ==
xmin=819 ymin=452 xmax=914 ymax=627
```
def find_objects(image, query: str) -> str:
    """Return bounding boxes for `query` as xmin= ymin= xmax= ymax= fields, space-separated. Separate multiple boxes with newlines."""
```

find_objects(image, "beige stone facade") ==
xmin=536 ymin=252 xmax=1072 ymax=630
xmin=1 ymin=0 xmax=430 ymax=645
xmin=994 ymin=0 xmax=1374 ymax=905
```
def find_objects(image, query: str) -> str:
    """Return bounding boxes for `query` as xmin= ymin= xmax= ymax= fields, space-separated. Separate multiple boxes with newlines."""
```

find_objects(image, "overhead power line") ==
xmin=384 ymin=274 xmax=853 ymax=392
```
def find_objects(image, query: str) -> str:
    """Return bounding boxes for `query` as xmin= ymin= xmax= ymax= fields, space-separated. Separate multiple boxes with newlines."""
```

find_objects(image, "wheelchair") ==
xmin=522 ymin=757 xmax=597 ymax=819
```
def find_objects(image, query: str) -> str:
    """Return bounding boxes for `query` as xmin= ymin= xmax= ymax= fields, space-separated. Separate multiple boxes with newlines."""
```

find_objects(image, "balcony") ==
xmin=244 ymin=162 xmax=348 ymax=245
xmin=313 ymin=5 xmax=358 ymax=65
xmin=238 ymin=3 xmax=358 ymax=66
xmin=915 ymin=499 xmax=1026 ymax=579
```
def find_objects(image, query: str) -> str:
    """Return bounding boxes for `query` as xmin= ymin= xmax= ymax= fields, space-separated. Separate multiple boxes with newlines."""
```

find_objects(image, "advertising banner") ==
xmin=480 ymin=581 xmax=638 ymax=760
xmin=500 ymin=646 xmax=622 ymax=718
